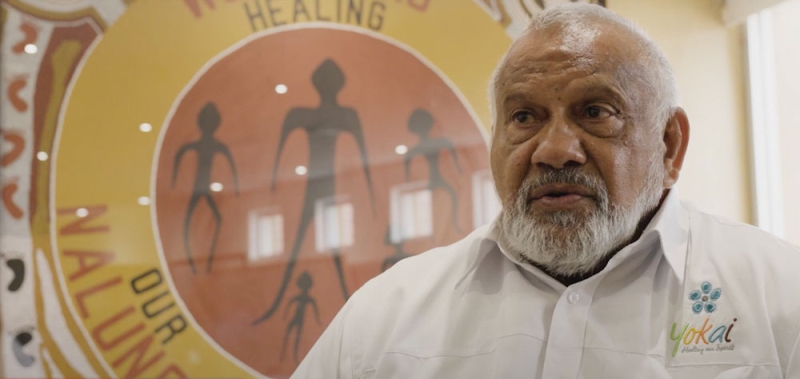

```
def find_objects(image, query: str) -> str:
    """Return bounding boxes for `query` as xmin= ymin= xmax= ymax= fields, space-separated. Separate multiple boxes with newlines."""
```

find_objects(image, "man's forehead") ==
xmin=498 ymin=42 xmax=598 ymax=95
xmin=499 ymin=23 xmax=639 ymax=86
xmin=503 ymin=44 xmax=597 ymax=78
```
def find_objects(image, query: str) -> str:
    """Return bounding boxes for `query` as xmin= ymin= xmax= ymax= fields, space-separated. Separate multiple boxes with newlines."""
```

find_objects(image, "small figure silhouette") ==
xmin=281 ymin=271 xmax=321 ymax=364
xmin=172 ymin=102 xmax=239 ymax=274
xmin=404 ymin=109 xmax=463 ymax=233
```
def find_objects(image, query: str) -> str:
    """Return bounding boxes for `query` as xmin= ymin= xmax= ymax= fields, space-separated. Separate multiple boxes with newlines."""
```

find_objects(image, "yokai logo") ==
xmin=670 ymin=282 xmax=737 ymax=356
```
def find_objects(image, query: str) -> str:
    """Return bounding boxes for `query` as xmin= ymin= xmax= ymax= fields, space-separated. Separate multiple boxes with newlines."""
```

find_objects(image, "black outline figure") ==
xmin=281 ymin=271 xmax=320 ymax=364
xmin=254 ymin=59 xmax=375 ymax=324
xmin=6 ymin=258 xmax=24 ymax=292
xmin=403 ymin=109 xmax=463 ymax=233
xmin=382 ymin=227 xmax=411 ymax=272
xmin=12 ymin=331 xmax=34 ymax=367
xmin=172 ymin=102 xmax=239 ymax=274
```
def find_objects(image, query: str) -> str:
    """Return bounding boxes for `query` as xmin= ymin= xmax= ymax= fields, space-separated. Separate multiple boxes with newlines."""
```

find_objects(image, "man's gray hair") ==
xmin=488 ymin=3 xmax=680 ymax=132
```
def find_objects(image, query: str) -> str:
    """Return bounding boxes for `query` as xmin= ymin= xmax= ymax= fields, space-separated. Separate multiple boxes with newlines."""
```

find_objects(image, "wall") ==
xmin=613 ymin=0 xmax=752 ymax=223
xmin=771 ymin=0 xmax=800 ymax=244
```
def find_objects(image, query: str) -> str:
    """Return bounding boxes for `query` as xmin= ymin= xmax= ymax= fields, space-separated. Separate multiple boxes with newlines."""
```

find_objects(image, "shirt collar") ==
xmin=457 ymin=187 xmax=690 ymax=288
xmin=454 ymin=223 xmax=502 ymax=289
xmin=642 ymin=187 xmax=690 ymax=281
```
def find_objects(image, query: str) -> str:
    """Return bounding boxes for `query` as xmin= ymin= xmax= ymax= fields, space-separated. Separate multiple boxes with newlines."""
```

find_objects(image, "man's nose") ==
xmin=530 ymin=119 xmax=587 ymax=170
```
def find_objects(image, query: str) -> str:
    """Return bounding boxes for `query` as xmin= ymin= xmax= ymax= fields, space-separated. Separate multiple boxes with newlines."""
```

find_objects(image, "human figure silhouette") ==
xmin=404 ymin=109 xmax=463 ymax=233
xmin=172 ymin=102 xmax=239 ymax=274
xmin=382 ymin=227 xmax=411 ymax=272
xmin=281 ymin=271 xmax=320 ymax=364
xmin=254 ymin=59 xmax=375 ymax=324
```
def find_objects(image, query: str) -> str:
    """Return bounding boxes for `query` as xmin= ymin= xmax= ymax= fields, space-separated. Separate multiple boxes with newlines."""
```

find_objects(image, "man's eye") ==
xmin=512 ymin=111 xmax=535 ymax=124
xmin=585 ymin=105 xmax=613 ymax=119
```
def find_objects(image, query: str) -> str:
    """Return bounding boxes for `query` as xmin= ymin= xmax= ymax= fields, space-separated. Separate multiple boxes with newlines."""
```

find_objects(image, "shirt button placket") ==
xmin=541 ymin=289 xmax=591 ymax=379
xmin=567 ymin=291 xmax=580 ymax=304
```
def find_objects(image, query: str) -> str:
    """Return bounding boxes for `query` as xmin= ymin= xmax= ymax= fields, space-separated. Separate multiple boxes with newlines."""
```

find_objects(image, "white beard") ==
xmin=496 ymin=158 xmax=665 ymax=277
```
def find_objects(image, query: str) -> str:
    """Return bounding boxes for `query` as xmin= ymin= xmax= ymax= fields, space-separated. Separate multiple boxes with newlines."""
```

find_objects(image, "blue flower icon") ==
xmin=689 ymin=281 xmax=722 ymax=314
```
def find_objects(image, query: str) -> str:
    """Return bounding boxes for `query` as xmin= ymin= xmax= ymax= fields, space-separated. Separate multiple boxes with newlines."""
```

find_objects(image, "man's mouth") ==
xmin=542 ymin=191 xmax=573 ymax=198
xmin=529 ymin=184 xmax=594 ymax=209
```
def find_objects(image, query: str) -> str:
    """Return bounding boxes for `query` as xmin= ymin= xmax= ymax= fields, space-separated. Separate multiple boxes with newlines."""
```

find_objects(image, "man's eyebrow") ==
xmin=501 ymin=92 xmax=531 ymax=105
xmin=575 ymin=84 xmax=629 ymax=104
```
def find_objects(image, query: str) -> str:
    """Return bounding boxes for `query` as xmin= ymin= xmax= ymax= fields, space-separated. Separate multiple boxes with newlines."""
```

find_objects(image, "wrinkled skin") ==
xmin=490 ymin=21 xmax=690 ymax=284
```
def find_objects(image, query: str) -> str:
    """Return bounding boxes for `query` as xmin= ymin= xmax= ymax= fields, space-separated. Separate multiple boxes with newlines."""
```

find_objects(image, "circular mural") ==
xmin=153 ymin=25 xmax=488 ymax=377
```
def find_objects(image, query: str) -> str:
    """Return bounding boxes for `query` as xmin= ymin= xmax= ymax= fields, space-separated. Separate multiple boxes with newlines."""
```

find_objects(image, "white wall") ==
xmin=770 ymin=0 xmax=800 ymax=244
xmin=611 ymin=0 xmax=752 ymax=223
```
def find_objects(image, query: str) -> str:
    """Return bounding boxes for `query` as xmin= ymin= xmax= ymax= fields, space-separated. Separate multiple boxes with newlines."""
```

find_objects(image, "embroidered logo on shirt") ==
xmin=669 ymin=281 xmax=737 ymax=357
xmin=689 ymin=281 xmax=722 ymax=314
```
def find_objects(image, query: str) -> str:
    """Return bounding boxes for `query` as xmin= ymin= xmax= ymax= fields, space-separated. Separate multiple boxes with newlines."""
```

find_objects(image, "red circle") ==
xmin=155 ymin=26 xmax=489 ymax=378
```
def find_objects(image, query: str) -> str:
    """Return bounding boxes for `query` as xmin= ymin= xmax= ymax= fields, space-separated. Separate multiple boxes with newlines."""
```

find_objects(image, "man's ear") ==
xmin=662 ymin=107 xmax=690 ymax=188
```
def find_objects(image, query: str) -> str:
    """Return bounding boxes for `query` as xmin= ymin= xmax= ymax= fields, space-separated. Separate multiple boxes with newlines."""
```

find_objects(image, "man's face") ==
xmin=490 ymin=25 xmax=668 ymax=275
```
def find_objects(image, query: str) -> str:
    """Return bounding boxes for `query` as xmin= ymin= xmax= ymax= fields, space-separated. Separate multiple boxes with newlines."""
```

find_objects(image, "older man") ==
xmin=291 ymin=4 xmax=800 ymax=378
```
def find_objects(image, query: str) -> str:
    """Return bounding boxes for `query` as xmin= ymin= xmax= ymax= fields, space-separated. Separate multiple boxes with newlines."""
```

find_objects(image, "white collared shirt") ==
xmin=291 ymin=190 xmax=800 ymax=378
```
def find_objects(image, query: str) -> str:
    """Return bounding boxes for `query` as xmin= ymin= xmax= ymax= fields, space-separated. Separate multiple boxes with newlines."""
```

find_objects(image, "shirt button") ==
xmin=567 ymin=292 xmax=580 ymax=304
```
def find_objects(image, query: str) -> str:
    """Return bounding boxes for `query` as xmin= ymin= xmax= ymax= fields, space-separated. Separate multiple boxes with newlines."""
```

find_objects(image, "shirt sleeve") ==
xmin=290 ymin=300 xmax=355 ymax=379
